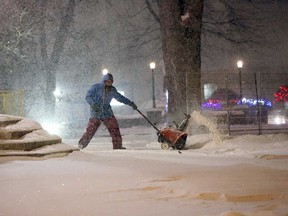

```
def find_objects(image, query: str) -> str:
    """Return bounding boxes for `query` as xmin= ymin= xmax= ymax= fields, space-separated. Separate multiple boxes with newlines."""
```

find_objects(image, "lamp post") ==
xmin=150 ymin=62 xmax=156 ymax=108
xmin=237 ymin=60 xmax=243 ymax=104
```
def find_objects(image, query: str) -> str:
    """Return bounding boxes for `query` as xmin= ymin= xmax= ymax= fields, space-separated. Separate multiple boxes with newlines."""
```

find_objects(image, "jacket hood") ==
xmin=101 ymin=73 xmax=114 ymax=83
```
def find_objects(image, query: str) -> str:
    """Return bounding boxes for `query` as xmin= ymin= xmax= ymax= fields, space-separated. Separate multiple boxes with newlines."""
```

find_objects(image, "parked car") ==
xmin=229 ymin=104 xmax=250 ymax=124
xmin=203 ymin=104 xmax=269 ymax=124
xmin=268 ymin=109 xmax=288 ymax=125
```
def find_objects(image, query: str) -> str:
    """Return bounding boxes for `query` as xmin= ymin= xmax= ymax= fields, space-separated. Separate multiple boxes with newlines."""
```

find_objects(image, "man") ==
xmin=78 ymin=73 xmax=137 ymax=150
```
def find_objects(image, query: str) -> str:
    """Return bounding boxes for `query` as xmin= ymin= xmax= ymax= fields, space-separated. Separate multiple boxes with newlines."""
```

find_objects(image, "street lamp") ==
xmin=150 ymin=62 xmax=156 ymax=108
xmin=237 ymin=60 xmax=243 ymax=103
xmin=102 ymin=68 xmax=108 ymax=75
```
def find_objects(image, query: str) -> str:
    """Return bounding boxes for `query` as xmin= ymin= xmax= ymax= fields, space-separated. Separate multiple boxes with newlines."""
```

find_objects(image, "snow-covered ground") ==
xmin=1 ymin=118 xmax=288 ymax=216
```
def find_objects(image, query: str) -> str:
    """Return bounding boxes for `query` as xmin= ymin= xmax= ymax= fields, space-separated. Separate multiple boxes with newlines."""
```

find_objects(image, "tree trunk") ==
xmin=158 ymin=0 xmax=186 ymax=123
xmin=158 ymin=0 xmax=204 ymax=123
xmin=40 ymin=0 xmax=76 ymax=119
xmin=183 ymin=0 xmax=204 ymax=114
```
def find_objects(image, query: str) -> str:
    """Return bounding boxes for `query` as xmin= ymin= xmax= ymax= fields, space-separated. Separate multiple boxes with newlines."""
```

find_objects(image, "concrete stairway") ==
xmin=0 ymin=114 xmax=79 ymax=157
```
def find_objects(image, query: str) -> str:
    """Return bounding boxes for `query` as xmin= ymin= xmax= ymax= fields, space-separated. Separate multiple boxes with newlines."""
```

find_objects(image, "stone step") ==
xmin=0 ymin=143 xmax=79 ymax=157
xmin=0 ymin=116 xmax=23 ymax=127
xmin=0 ymin=129 xmax=34 ymax=139
xmin=0 ymin=136 xmax=62 ymax=151
xmin=0 ymin=117 xmax=43 ymax=139
xmin=0 ymin=114 xmax=79 ymax=156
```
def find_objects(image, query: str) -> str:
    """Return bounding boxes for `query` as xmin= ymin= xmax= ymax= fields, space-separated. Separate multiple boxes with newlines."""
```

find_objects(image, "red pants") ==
xmin=78 ymin=116 xmax=122 ymax=149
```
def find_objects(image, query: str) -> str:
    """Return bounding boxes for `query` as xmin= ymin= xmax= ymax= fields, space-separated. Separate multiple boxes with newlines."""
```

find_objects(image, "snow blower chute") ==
xmin=136 ymin=109 xmax=190 ymax=150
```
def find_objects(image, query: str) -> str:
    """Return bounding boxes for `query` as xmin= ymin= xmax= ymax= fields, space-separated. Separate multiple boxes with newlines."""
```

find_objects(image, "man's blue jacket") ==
xmin=86 ymin=80 xmax=133 ymax=119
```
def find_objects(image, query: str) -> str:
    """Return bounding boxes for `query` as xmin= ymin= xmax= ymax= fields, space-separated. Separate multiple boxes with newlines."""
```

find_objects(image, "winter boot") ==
xmin=113 ymin=146 xmax=126 ymax=150
xmin=78 ymin=138 xmax=89 ymax=149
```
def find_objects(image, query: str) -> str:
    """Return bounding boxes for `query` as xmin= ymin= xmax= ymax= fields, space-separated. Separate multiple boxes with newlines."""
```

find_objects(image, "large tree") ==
xmin=0 ymin=0 xmax=76 ymax=119
xmin=145 ymin=0 xmax=271 ymax=122
xmin=157 ymin=0 xmax=204 ymax=122
xmin=39 ymin=0 xmax=76 ymax=119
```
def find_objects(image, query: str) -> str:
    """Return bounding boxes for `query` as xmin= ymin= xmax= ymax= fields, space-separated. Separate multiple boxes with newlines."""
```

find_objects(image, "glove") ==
xmin=130 ymin=102 xmax=137 ymax=110
xmin=92 ymin=104 xmax=100 ymax=111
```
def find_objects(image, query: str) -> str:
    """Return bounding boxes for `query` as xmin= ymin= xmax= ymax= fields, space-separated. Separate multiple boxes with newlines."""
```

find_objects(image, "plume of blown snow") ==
xmin=190 ymin=111 xmax=222 ymax=144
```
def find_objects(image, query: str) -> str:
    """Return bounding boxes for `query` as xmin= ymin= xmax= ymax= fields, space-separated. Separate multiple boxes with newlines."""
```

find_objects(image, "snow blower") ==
xmin=136 ymin=109 xmax=190 ymax=150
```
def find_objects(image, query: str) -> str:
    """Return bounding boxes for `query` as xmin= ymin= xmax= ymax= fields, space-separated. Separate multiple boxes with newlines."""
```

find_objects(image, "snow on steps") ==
xmin=0 ymin=116 xmax=42 ymax=140
xmin=0 ymin=143 xmax=79 ymax=157
xmin=0 ymin=114 xmax=79 ymax=156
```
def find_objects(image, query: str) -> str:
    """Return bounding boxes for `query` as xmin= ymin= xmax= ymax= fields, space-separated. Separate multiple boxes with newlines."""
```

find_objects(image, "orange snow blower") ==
xmin=136 ymin=109 xmax=190 ymax=150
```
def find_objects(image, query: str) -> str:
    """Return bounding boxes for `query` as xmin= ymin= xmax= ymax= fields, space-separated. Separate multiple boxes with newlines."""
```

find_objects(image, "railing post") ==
xmin=225 ymin=70 xmax=231 ymax=135
xmin=254 ymin=72 xmax=262 ymax=135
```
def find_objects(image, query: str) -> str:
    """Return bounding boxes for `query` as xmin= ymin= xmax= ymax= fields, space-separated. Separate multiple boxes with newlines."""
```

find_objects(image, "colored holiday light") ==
xmin=202 ymin=98 xmax=272 ymax=110
xmin=274 ymin=85 xmax=288 ymax=102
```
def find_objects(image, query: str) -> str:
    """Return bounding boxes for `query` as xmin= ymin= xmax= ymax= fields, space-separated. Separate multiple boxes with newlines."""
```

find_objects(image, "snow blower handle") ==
xmin=136 ymin=109 xmax=160 ymax=133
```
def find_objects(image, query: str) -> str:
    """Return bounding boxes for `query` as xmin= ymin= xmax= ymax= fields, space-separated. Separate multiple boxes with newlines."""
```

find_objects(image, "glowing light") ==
xmin=274 ymin=117 xmax=282 ymax=125
xmin=41 ymin=122 xmax=64 ymax=135
xmin=102 ymin=68 xmax=108 ymax=75
xmin=150 ymin=62 xmax=156 ymax=69
xmin=53 ymin=88 xmax=61 ymax=97
xmin=238 ymin=98 xmax=272 ymax=107
xmin=201 ymin=100 xmax=221 ymax=110
xmin=237 ymin=60 xmax=243 ymax=68
xmin=274 ymin=85 xmax=288 ymax=103
xmin=273 ymin=116 xmax=286 ymax=125
xmin=202 ymin=98 xmax=272 ymax=110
